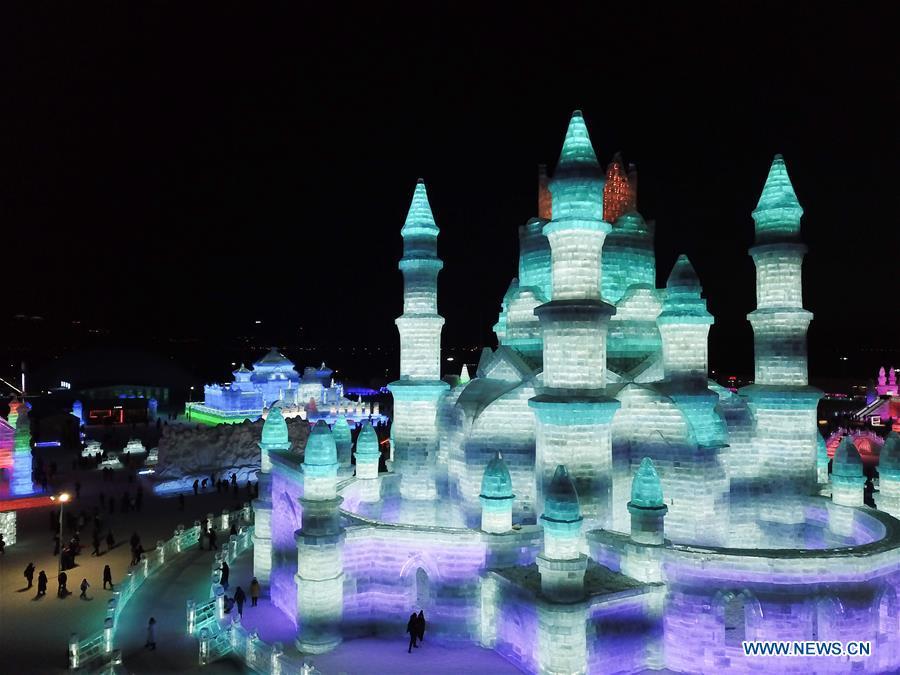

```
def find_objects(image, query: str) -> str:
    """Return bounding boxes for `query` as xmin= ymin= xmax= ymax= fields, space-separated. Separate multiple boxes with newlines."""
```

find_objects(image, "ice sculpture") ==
xmin=479 ymin=453 xmax=515 ymax=533
xmin=627 ymin=457 xmax=667 ymax=545
xmin=387 ymin=180 xmax=449 ymax=505
xmin=831 ymin=436 xmax=865 ymax=507
xmin=878 ymin=432 xmax=900 ymax=517
xmin=353 ymin=420 xmax=380 ymax=480
xmin=12 ymin=402 xmax=34 ymax=495
xmin=331 ymin=415 xmax=352 ymax=469
xmin=253 ymin=406 xmax=290 ymax=584
xmin=537 ymin=465 xmax=586 ymax=602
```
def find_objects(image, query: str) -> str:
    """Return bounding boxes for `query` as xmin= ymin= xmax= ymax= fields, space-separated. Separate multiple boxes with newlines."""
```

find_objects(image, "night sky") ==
xmin=2 ymin=4 xmax=896 ymax=382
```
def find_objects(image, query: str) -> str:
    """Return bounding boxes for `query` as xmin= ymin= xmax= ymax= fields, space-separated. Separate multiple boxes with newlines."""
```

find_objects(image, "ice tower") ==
xmin=529 ymin=111 xmax=620 ymax=531
xmin=479 ymin=453 xmax=515 ymax=534
xmin=741 ymin=155 xmax=821 ymax=494
xmin=295 ymin=420 xmax=343 ymax=653
xmin=253 ymin=406 xmax=290 ymax=584
xmin=353 ymin=420 xmax=380 ymax=480
xmin=878 ymin=432 xmax=900 ymax=517
xmin=11 ymin=400 xmax=34 ymax=496
xmin=387 ymin=180 xmax=449 ymax=505
xmin=831 ymin=436 xmax=864 ymax=508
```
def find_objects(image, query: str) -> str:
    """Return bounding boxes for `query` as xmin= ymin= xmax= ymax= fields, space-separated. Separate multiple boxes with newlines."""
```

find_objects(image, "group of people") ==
xmin=191 ymin=472 xmax=258 ymax=499
xmin=406 ymin=610 xmax=427 ymax=653
xmin=25 ymin=561 xmax=115 ymax=599
xmin=222 ymin=577 xmax=261 ymax=618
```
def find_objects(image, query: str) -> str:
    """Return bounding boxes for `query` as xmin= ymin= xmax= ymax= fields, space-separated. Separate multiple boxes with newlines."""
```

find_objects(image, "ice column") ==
xmin=741 ymin=155 xmax=822 ymax=493
xmin=353 ymin=420 xmax=380 ymax=480
xmin=387 ymin=180 xmax=449 ymax=503
xmin=332 ymin=415 xmax=352 ymax=470
xmin=479 ymin=453 xmax=515 ymax=534
xmin=831 ymin=437 xmax=864 ymax=508
xmin=627 ymin=457 xmax=667 ymax=546
xmin=816 ymin=433 xmax=830 ymax=486
xmin=295 ymin=420 xmax=343 ymax=654
xmin=877 ymin=433 xmax=900 ymax=517
xmin=537 ymin=465 xmax=587 ymax=602
xmin=253 ymin=406 xmax=290 ymax=584
xmin=11 ymin=401 xmax=34 ymax=496
xmin=530 ymin=111 xmax=620 ymax=532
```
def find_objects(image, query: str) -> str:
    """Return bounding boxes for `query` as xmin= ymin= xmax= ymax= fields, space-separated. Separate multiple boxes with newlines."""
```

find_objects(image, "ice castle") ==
xmin=256 ymin=112 xmax=900 ymax=674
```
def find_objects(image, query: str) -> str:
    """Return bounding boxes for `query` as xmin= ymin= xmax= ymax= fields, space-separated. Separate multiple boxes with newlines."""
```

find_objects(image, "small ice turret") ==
xmin=537 ymin=465 xmax=586 ymax=602
xmin=259 ymin=406 xmax=290 ymax=472
xmin=353 ymin=420 xmax=380 ymax=480
xmin=479 ymin=453 xmax=515 ymax=534
xmin=332 ymin=415 xmax=352 ymax=469
xmin=877 ymin=432 xmax=900 ymax=518
xmin=627 ymin=458 xmax=668 ymax=545
xmin=296 ymin=420 xmax=344 ymax=653
xmin=657 ymin=255 xmax=714 ymax=381
xmin=831 ymin=437 xmax=865 ymax=507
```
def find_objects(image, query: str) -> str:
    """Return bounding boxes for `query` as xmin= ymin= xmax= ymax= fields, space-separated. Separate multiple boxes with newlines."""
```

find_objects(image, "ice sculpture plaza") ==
xmin=249 ymin=111 xmax=900 ymax=674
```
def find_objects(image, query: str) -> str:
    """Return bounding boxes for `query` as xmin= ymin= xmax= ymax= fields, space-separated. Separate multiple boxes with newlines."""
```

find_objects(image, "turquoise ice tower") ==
xmin=831 ymin=436 xmax=865 ymax=507
xmin=740 ymin=155 xmax=822 ymax=495
xmin=877 ymin=432 xmax=900 ymax=518
xmin=479 ymin=452 xmax=515 ymax=533
xmin=295 ymin=420 xmax=344 ymax=653
xmin=601 ymin=210 xmax=656 ymax=306
xmin=387 ymin=180 xmax=450 ymax=505
xmin=627 ymin=457 xmax=668 ymax=546
xmin=537 ymin=465 xmax=587 ymax=601
xmin=529 ymin=111 xmax=620 ymax=533
xmin=331 ymin=415 xmax=352 ymax=470
xmin=12 ymin=402 xmax=34 ymax=496
xmin=253 ymin=406 xmax=291 ymax=584
xmin=353 ymin=420 xmax=380 ymax=480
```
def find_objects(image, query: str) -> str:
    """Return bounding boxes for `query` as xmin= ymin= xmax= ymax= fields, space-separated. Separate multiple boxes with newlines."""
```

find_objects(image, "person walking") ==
xmin=145 ymin=617 xmax=157 ymax=650
xmin=208 ymin=529 xmax=218 ymax=551
xmin=249 ymin=577 xmax=260 ymax=607
xmin=103 ymin=564 xmax=113 ymax=590
xmin=416 ymin=610 xmax=426 ymax=644
xmin=219 ymin=560 xmax=229 ymax=590
xmin=131 ymin=544 xmax=144 ymax=567
xmin=80 ymin=578 xmax=90 ymax=599
xmin=36 ymin=570 xmax=48 ymax=598
xmin=233 ymin=586 xmax=246 ymax=618
xmin=58 ymin=571 xmax=68 ymax=597
xmin=406 ymin=612 xmax=419 ymax=652
xmin=192 ymin=479 xmax=199 ymax=496
xmin=24 ymin=562 xmax=35 ymax=589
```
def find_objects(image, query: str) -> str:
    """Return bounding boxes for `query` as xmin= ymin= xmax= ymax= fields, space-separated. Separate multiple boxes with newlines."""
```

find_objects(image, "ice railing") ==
xmin=68 ymin=503 xmax=253 ymax=671
xmin=187 ymin=526 xmax=321 ymax=674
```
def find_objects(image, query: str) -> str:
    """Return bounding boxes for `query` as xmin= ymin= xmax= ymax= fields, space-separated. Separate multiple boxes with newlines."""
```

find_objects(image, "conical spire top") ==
xmin=880 ymin=432 xmax=900 ymax=474
xmin=752 ymin=154 xmax=803 ymax=241
xmin=260 ymin=406 xmax=289 ymax=449
xmin=543 ymin=465 xmax=582 ymax=523
xmin=402 ymin=180 xmax=439 ymax=236
xmin=630 ymin=457 xmax=664 ymax=508
xmin=459 ymin=364 xmax=472 ymax=386
xmin=666 ymin=255 xmax=701 ymax=294
xmin=832 ymin=436 xmax=863 ymax=478
xmin=480 ymin=452 xmax=514 ymax=500
xmin=556 ymin=110 xmax=600 ymax=172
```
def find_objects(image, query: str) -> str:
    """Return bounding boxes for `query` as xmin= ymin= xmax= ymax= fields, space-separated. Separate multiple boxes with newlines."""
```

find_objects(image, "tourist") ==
xmin=417 ymin=610 xmax=426 ymax=644
xmin=106 ymin=530 xmax=115 ymax=553
xmin=36 ymin=570 xmax=48 ymax=598
xmin=406 ymin=612 xmax=419 ymax=652
xmin=192 ymin=479 xmax=199 ymax=495
xmin=230 ymin=522 xmax=238 ymax=537
xmin=208 ymin=529 xmax=218 ymax=551
xmin=0 ymin=532 xmax=5 ymax=555
xmin=131 ymin=544 xmax=144 ymax=567
xmin=145 ymin=617 xmax=157 ymax=650
xmin=234 ymin=586 xmax=246 ymax=617
xmin=219 ymin=560 xmax=230 ymax=589
xmin=201 ymin=478 xmax=207 ymax=490
xmin=24 ymin=562 xmax=35 ymax=589
xmin=130 ymin=531 xmax=140 ymax=552
xmin=57 ymin=571 xmax=68 ymax=597
xmin=249 ymin=577 xmax=260 ymax=607
xmin=79 ymin=578 xmax=90 ymax=599
xmin=103 ymin=564 xmax=113 ymax=590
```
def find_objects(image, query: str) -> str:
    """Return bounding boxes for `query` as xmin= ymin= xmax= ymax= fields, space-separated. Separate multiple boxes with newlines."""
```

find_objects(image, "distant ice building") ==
xmin=251 ymin=112 xmax=900 ymax=674
xmin=188 ymin=349 xmax=383 ymax=426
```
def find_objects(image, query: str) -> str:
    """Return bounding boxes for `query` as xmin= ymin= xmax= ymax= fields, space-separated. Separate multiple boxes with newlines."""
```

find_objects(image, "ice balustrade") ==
xmin=68 ymin=505 xmax=252 ymax=671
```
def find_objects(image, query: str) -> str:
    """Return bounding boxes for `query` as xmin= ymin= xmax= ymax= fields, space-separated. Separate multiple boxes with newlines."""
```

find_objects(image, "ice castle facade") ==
xmin=258 ymin=112 xmax=900 ymax=674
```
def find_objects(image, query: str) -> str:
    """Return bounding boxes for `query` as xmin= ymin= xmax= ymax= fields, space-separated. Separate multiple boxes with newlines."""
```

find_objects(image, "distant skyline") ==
xmin=2 ymin=5 xmax=896 ymax=380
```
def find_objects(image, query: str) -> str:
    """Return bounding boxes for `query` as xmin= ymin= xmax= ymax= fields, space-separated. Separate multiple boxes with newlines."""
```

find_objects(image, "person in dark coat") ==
xmin=249 ymin=578 xmax=260 ymax=607
xmin=234 ymin=586 xmax=246 ymax=617
xmin=106 ymin=530 xmax=115 ymax=552
xmin=103 ymin=564 xmax=113 ymax=590
xmin=416 ymin=610 xmax=426 ymax=644
xmin=219 ymin=560 xmax=230 ymax=589
xmin=80 ymin=578 xmax=90 ymax=599
xmin=58 ymin=571 xmax=68 ymax=597
xmin=406 ymin=612 xmax=419 ymax=653
xmin=145 ymin=617 xmax=157 ymax=650
xmin=24 ymin=562 xmax=35 ymax=589
xmin=192 ymin=479 xmax=199 ymax=495
xmin=36 ymin=570 xmax=48 ymax=598
xmin=208 ymin=529 xmax=218 ymax=551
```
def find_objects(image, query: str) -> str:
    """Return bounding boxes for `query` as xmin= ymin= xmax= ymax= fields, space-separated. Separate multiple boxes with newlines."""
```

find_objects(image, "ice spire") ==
xmin=459 ymin=364 xmax=472 ymax=385
xmin=657 ymin=255 xmax=713 ymax=380
xmin=303 ymin=420 xmax=339 ymax=475
xmin=480 ymin=452 xmax=515 ymax=534
xmin=630 ymin=457 xmax=664 ymax=508
xmin=556 ymin=110 xmax=600 ymax=172
xmin=354 ymin=420 xmax=380 ymax=479
xmin=550 ymin=110 xmax=604 ymax=225
xmin=878 ymin=432 xmax=900 ymax=518
xmin=627 ymin=457 xmax=668 ymax=547
xmin=831 ymin=436 xmax=864 ymax=508
xmin=752 ymin=154 xmax=803 ymax=242
xmin=401 ymin=179 xmax=439 ymax=235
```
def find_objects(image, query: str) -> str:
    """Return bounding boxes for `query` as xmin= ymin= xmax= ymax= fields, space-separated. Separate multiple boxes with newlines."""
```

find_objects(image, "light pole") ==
xmin=51 ymin=492 xmax=71 ymax=572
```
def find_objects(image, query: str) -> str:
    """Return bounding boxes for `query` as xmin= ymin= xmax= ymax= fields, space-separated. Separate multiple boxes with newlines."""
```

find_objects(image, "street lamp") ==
xmin=51 ymin=492 xmax=71 ymax=572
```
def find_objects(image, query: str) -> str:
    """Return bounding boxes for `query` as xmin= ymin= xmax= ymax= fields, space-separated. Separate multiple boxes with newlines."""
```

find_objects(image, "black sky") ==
xmin=1 ymin=3 xmax=897 ymax=380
